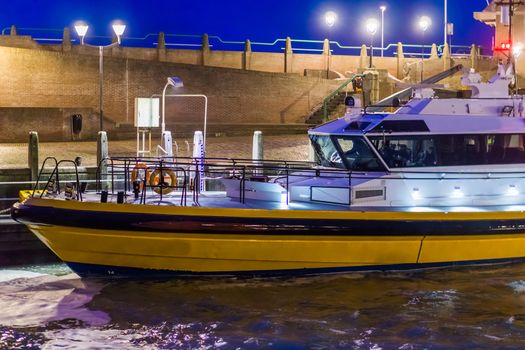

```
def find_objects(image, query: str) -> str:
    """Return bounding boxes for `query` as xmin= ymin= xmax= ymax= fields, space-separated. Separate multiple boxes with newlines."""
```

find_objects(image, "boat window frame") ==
xmin=367 ymin=132 xmax=525 ymax=168
xmin=310 ymin=133 xmax=388 ymax=172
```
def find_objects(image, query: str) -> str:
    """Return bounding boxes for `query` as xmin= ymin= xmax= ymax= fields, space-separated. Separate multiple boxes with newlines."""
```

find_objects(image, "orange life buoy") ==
xmin=131 ymin=163 xmax=150 ymax=190
xmin=149 ymin=168 xmax=177 ymax=195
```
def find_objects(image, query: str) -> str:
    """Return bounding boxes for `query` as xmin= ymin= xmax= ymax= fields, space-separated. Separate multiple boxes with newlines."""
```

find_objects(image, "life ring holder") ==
xmin=130 ymin=163 xmax=150 ymax=190
xmin=149 ymin=168 xmax=177 ymax=195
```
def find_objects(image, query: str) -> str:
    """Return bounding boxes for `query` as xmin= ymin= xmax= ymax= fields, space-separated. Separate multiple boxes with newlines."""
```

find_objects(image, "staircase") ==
xmin=306 ymin=91 xmax=348 ymax=125
xmin=305 ymin=74 xmax=362 ymax=126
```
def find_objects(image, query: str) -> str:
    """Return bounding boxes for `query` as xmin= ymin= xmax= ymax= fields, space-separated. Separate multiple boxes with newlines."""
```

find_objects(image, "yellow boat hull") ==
xmin=24 ymin=224 xmax=525 ymax=276
xmin=12 ymin=198 xmax=525 ymax=276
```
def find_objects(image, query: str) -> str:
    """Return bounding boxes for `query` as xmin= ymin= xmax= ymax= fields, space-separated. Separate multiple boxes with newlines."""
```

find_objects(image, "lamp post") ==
xmin=380 ymin=6 xmax=387 ymax=57
xmin=513 ymin=42 xmax=523 ymax=89
xmin=161 ymin=76 xmax=184 ymax=135
xmin=74 ymin=21 xmax=126 ymax=132
xmin=418 ymin=15 xmax=432 ymax=82
xmin=444 ymin=0 xmax=447 ymax=48
xmin=365 ymin=18 xmax=379 ymax=68
xmin=160 ymin=77 xmax=208 ymax=155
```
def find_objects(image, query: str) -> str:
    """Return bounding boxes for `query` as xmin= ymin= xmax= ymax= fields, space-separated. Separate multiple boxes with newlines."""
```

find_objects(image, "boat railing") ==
xmin=31 ymin=157 xmax=86 ymax=201
xmin=93 ymin=156 xmax=353 ymax=206
xmin=30 ymin=155 xmax=525 ymax=207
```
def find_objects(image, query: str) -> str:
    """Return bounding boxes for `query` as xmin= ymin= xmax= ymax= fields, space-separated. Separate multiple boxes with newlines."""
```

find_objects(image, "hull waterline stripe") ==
xmin=13 ymin=201 xmax=525 ymax=236
xmin=66 ymin=258 xmax=525 ymax=278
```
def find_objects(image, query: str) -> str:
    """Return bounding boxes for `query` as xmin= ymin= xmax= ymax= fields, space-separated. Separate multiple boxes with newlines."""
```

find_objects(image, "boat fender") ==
xmin=149 ymin=168 xmax=177 ymax=195
xmin=131 ymin=163 xmax=150 ymax=190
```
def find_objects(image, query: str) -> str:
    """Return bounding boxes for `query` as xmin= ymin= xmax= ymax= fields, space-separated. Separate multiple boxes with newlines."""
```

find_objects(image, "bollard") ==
xmin=28 ymin=131 xmax=39 ymax=182
xmin=192 ymin=131 xmax=205 ymax=192
xmin=252 ymin=131 xmax=263 ymax=175
xmin=97 ymin=131 xmax=108 ymax=191
xmin=161 ymin=131 xmax=173 ymax=158
xmin=252 ymin=131 xmax=263 ymax=161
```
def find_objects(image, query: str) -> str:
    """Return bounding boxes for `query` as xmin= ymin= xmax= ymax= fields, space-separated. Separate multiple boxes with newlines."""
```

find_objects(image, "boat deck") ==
xmin=69 ymin=190 xmax=525 ymax=213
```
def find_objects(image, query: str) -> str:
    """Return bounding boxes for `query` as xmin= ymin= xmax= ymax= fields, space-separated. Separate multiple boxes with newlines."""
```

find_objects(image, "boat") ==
xmin=11 ymin=66 xmax=525 ymax=277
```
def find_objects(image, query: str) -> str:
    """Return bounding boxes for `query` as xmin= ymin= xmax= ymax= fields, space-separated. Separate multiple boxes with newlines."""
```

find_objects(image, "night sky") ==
xmin=1 ymin=1 xmax=494 ymax=52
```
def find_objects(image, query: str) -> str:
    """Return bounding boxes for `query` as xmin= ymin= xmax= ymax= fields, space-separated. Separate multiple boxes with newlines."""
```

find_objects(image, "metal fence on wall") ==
xmin=1 ymin=26 xmax=486 ymax=58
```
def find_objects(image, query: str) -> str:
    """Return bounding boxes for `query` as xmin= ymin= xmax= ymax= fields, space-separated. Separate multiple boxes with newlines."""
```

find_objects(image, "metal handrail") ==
xmin=2 ymin=26 xmax=491 ymax=56
xmin=36 ymin=159 xmax=83 ymax=201
xmin=316 ymin=74 xmax=363 ymax=122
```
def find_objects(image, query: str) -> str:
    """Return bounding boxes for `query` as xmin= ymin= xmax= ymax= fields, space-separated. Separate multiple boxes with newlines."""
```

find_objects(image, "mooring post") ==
xmin=28 ymin=131 xmax=39 ymax=182
xmin=252 ymin=131 xmax=263 ymax=175
xmin=252 ymin=130 xmax=263 ymax=161
xmin=192 ymin=131 xmax=205 ymax=192
xmin=97 ymin=131 xmax=108 ymax=191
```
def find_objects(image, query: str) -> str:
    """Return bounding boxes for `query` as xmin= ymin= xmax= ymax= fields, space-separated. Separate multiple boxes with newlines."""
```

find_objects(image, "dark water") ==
xmin=2 ymin=263 xmax=525 ymax=349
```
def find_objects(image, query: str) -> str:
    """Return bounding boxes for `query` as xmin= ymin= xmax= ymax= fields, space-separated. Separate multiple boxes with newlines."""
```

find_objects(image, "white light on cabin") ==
xmin=411 ymin=188 xmax=421 ymax=199
xmin=451 ymin=186 xmax=464 ymax=198
xmin=507 ymin=184 xmax=519 ymax=196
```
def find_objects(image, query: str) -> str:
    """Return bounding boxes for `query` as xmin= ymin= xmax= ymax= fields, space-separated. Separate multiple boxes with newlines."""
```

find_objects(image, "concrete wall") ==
xmin=0 ymin=33 xmax=438 ymax=79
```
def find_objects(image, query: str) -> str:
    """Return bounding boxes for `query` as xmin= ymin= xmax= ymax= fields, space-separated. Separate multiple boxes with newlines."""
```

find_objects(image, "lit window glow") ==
xmin=507 ymin=184 xmax=519 ymax=196
xmin=451 ymin=186 xmax=464 ymax=198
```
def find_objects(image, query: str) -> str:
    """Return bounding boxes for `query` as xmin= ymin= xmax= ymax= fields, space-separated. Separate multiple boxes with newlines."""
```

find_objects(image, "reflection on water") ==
xmin=2 ymin=263 xmax=525 ymax=349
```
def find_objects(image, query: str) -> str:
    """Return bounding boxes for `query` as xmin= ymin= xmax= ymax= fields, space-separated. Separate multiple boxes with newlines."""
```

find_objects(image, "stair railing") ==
xmin=319 ymin=74 xmax=363 ymax=123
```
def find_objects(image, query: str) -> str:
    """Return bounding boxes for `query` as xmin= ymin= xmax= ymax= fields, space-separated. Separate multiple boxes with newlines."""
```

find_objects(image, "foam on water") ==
xmin=0 ymin=272 xmax=109 ymax=327
xmin=0 ymin=269 xmax=46 ymax=283
xmin=508 ymin=280 xmax=525 ymax=293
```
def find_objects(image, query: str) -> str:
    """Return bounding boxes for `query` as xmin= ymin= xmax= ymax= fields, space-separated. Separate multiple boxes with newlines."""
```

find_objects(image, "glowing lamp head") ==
xmin=74 ymin=24 xmax=88 ymax=37
xmin=167 ymin=76 xmax=184 ymax=88
xmin=112 ymin=23 xmax=126 ymax=37
xmin=111 ymin=21 xmax=126 ymax=44
xmin=380 ymin=5 xmax=387 ymax=12
xmin=365 ymin=18 xmax=379 ymax=36
xmin=74 ymin=22 xmax=88 ymax=45
xmin=325 ymin=11 xmax=337 ymax=27
xmin=418 ymin=16 xmax=432 ymax=32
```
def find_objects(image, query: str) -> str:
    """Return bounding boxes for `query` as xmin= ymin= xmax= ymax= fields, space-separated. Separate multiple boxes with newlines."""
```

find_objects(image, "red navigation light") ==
xmin=496 ymin=42 xmax=512 ymax=51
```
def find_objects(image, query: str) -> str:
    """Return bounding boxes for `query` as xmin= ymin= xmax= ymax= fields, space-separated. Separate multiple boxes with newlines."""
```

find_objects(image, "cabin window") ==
xmin=310 ymin=135 xmax=384 ymax=171
xmin=310 ymin=135 xmax=345 ymax=169
xmin=368 ymin=134 xmax=525 ymax=168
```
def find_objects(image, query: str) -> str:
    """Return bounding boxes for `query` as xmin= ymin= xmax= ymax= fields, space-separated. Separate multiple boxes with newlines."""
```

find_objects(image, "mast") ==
xmin=444 ymin=0 xmax=447 ymax=48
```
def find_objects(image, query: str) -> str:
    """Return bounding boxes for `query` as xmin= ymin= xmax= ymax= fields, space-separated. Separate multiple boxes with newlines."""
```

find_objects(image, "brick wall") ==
xmin=0 ymin=46 xmax=342 ymax=141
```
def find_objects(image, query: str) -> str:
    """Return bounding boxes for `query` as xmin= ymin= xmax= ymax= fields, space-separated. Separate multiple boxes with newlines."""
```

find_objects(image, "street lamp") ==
xmin=74 ymin=21 xmax=126 ymax=131
xmin=380 ymin=6 xmax=387 ymax=57
xmin=418 ymin=15 xmax=432 ymax=82
xmin=161 ymin=76 xmax=184 ymax=135
xmin=365 ymin=18 xmax=379 ymax=68
xmin=160 ymin=77 xmax=208 ymax=156
xmin=325 ymin=11 xmax=337 ymax=28
xmin=512 ymin=42 xmax=523 ymax=89
xmin=444 ymin=0 xmax=447 ymax=48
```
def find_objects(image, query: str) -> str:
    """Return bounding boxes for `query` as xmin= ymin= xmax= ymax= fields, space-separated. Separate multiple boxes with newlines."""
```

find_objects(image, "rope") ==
xmin=0 ymin=208 xmax=12 ymax=214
